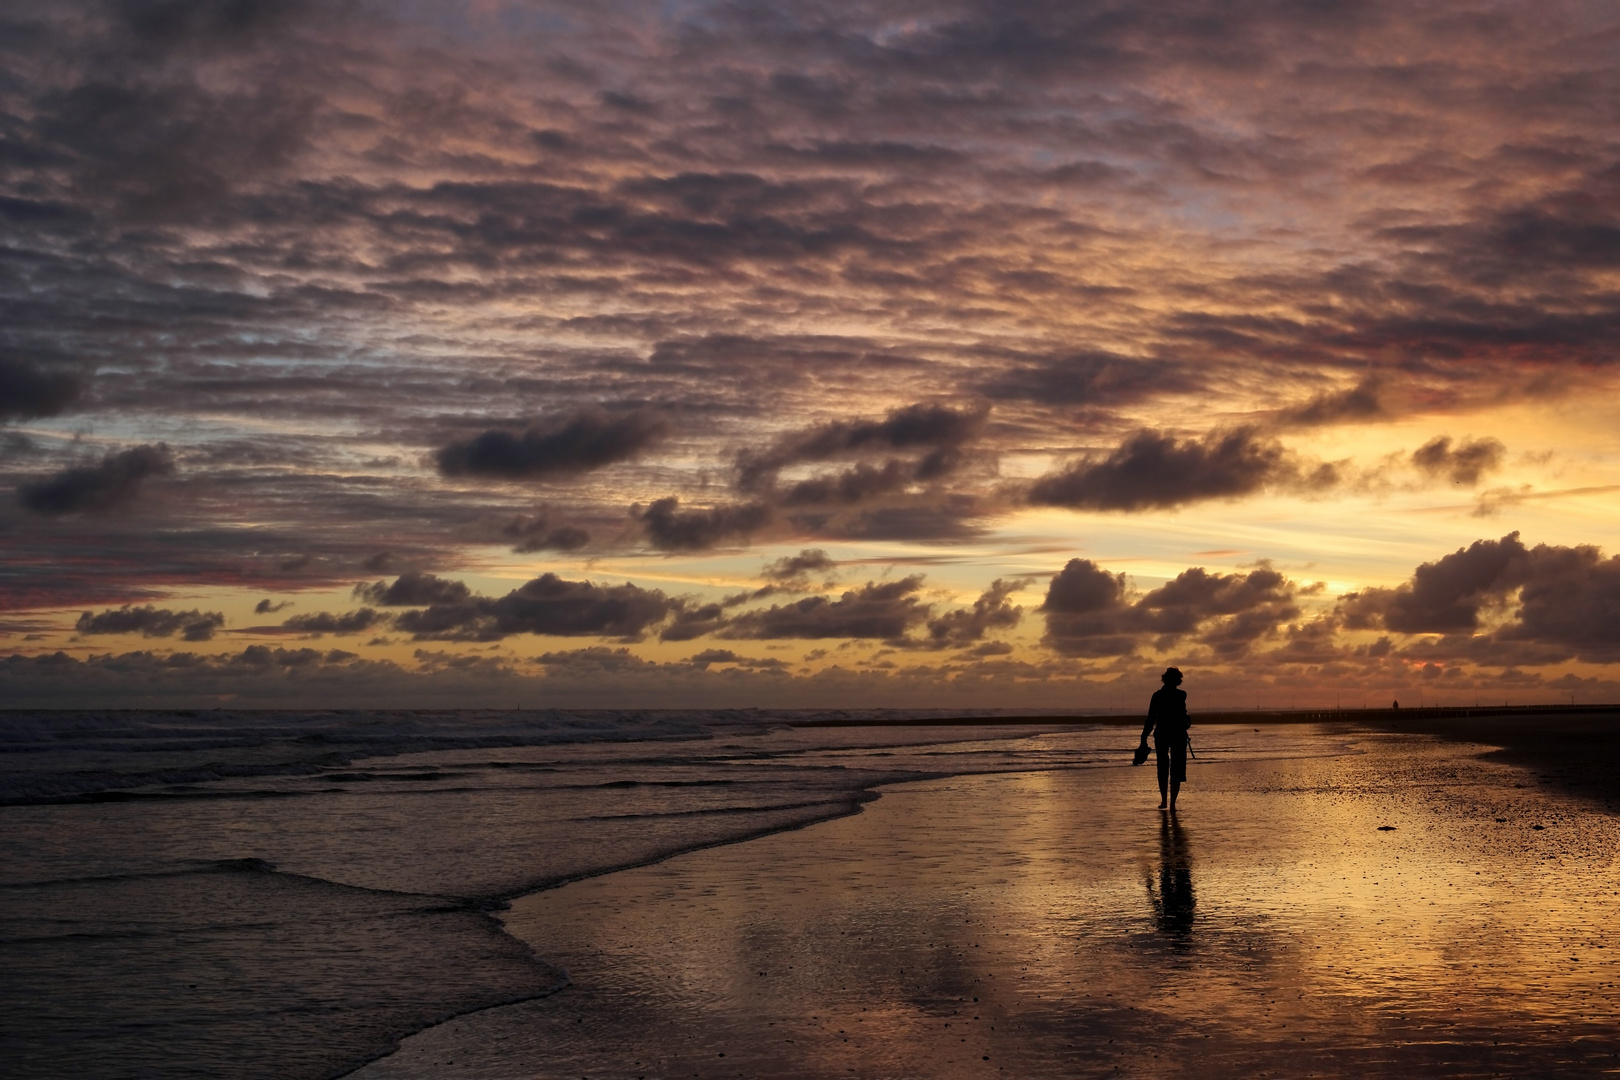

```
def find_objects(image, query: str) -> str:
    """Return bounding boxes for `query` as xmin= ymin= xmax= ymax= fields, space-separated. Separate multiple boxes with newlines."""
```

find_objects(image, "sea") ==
xmin=3 ymin=710 xmax=1617 ymax=1079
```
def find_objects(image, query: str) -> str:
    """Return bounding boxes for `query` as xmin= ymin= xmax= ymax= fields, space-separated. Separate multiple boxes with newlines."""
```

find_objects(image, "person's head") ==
xmin=1161 ymin=667 xmax=1183 ymax=686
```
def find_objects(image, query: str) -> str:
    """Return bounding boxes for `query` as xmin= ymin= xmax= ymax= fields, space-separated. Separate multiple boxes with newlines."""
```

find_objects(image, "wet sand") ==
xmin=1369 ymin=709 xmax=1620 ymax=811
xmin=354 ymin=723 xmax=1620 ymax=1079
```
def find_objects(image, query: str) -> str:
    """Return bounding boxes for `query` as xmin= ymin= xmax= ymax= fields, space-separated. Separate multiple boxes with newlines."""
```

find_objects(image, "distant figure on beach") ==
xmin=1139 ymin=667 xmax=1190 ymax=810
xmin=1392 ymin=699 xmax=1399 ymax=710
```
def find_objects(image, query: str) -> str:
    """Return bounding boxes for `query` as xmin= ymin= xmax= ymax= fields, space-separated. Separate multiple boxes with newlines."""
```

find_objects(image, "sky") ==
xmin=3 ymin=0 xmax=1619 ymax=709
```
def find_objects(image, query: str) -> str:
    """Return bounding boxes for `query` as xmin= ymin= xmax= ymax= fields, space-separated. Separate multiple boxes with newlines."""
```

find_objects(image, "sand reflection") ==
xmin=1147 ymin=813 xmax=1196 ymax=945
xmin=354 ymin=726 xmax=1620 ymax=1080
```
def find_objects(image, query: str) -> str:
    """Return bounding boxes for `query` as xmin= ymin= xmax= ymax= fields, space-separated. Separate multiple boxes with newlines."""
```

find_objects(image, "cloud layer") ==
xmin=2 ymin=0 xmax=1618 ymax=704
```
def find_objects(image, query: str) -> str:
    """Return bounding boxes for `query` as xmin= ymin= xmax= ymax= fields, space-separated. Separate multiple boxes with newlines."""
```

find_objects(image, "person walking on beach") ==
xmin=1139 ymin=667 xmax=1190 ymax=810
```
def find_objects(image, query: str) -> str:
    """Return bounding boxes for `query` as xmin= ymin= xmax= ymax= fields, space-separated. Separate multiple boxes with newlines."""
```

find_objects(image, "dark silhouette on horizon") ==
xmin=1147 ymin=813 xmax=1196 ymax=944
xmin=1140 ymin=667 xmax=1190 ymax=810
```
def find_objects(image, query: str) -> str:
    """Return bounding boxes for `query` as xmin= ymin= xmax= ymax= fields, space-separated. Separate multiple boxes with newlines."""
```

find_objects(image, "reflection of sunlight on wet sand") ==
xmin=355 ymin=726 xmax=1620 ymax=1079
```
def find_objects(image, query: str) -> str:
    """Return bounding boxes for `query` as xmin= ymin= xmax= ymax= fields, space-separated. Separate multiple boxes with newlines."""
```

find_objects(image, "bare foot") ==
xmin=1158 ymin=801 xmax=1167 ymax=809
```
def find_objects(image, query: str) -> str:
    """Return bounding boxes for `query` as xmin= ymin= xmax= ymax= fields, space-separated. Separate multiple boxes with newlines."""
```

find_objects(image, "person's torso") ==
xmin=1149 ymin=687 xmax=1188 ymax=737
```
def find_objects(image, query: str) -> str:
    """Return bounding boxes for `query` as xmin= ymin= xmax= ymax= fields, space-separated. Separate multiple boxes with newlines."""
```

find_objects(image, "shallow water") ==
xmin=354 ymin=727 xmax=1620 ymax=1079
xmin=2 ymin=713 xmax=1145 ymax=1078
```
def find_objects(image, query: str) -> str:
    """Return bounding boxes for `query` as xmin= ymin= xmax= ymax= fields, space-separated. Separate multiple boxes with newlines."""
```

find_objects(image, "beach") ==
xmin=355 ymin=720 xmax=1620 ymax=1079
xmin=3 ymin=711 xmax=1618 ymax=1079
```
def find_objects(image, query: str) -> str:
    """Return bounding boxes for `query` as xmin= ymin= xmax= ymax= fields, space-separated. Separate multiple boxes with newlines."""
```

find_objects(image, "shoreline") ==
xmin=352 ymin=723 xmax=1620 ymax=1080
xmin=785 ymin=706 xmax=1620 ymax=810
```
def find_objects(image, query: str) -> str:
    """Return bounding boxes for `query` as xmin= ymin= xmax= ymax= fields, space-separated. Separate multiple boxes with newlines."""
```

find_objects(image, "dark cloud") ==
xmin=281 ymin=608 xmax=382 ymax=636
xmin=682 ymin=648 xmax=787 ymax=670
xmin=1135 ymin=566 xmax=1297 ymax=634
xmin=785 ymin=500 xmax=992 ymax=543
xmin=113 ymin=0 xmax=322 ymax=52
xmin=1338 ymin=533 xmax=1531 ymax=635
xmin=762 ymin=549 xmax=837 ymax=582
xmin=658 ymin=602 xmax=730 ymax=643
xmin=1039 ymin=559 xmax=1135 ymax=658
xmin=1335 ymin=532 xmax=1620 ymax=664
xmin=637 ymin=498 xmax=771 ymax=551
xmin=1277 ymin=376 xmax=1384 ymax=428
xmin=501 ymin=512 xmax=590 ymax=553
xmin=1412 ymin=436 xmax=1506 ymax=486
xmin=436 ymin=409 xmax=667 ymax=481
xmin=720 ymin=577 xmax=931 ymax=640
xmin=394 ymin=573 xmax=680 ymax=642
xmin=354 ymin=572 xmax=472 ymax=607
xmin=0 ymin=359 xmax=83 ymax=423
xmin=981 ymin=353 xmax=1197 ymax=408
xmin=17 ymin=445 xmax=175 ymax=516
xmin=3 ymin=0 xmax=1619 ymax=704
xmin=1041 ymin=559 xmax=1301 ymax=657
xmin=1503 ymin=542 xmax=1620 ymax=663
xmin=1029 ymin=428 xmax=1326 ymax=511
xmin=75 ymin=605 xmax=224 ymax=641
xmin=779 ymin=460 xmax=913 ymax=507
xmin=737 ymin=403 xmax=985 ymax=494
xmin=924 ymin=578 xmax=1026 ymax=649
xmin=254 ymin=598 xmax=292 ymax=614
xmin=1135 ymin=566 xmax=1299 ymax=655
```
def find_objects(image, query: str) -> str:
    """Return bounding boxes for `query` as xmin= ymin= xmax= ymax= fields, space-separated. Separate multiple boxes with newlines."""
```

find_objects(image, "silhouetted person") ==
xmin=1392 ymin=699 xmax=1399 ymax=710
xmin=1146 ymin=813 xmax=1195 ymax=943
xmin=1139 ymin=667 xmax=1189 ymax=810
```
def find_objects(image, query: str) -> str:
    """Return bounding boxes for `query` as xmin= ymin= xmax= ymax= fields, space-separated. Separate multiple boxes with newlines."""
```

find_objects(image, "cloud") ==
xmin=637 ymin=497 xmax=771 ymax=551
xmin=1503 ymin=542 xmax=1620 ymax=663
xmin=110 ymin=0 xmax=325 ymax=54
xmin=1338 ymin=533 xmax=1531 ymax=635
xmin=1038 ymin=559 xmax=1135 ymax=657
xmin=924 ymin=578 xmax=1026 ymax=649
xmin=393 ymin=573 xmax=681 ymax=642
xmin=75 ymin=604 xmax=224 ymax=641
xmin=788 ymin=501 xmax=992 ymax=543
xmin=0 ymin=359 xmax=83 ymax=423
xmin=501 ymin=511 xmax=590 ymax=553
xmin=683 ymin=648 xmax=787 ymax=670
xmin=762 ymin=549 xmax=837 ymax=583
xmin=17 ymin=445 xmax=174 ymax=516
xmin=737 ymin=403 xmax=986 ymax=494
xmin=1134 ymin=566 xmax=1299 ymax=656
xmin=354 ymin=572 xmax=472 ymax=607
xmin=778 ymin=460 xmax=914 ymax=507
xmin=1411 ymin=436 xmax=1505 ymax=486
xmin=1041 ymin=559 xmax=1302 ymax=657
xmin=436 ymin=409 xmax=666 ymax=480
xmin=281 ymin=608 xmax=382 ymax=636
xmin=981 ymin=353 xmax=1198 ymax=408
xmin=4 ymin=0 xmax=1620 ymax=700
xmin=1277 ymin=376 xmax=1384 ymax=428
xmin=658 ymin=602 xmax=730 ymax=642
xmin=719 ymin=577 xmax=932 ymax=640
xmin=254 ymin=598 xmax=293 ymax=614
xmin=1335 ymin=532 xmax=1620 ymax=664
xmin=1029 ymin=428 xmax=1327 ymax=511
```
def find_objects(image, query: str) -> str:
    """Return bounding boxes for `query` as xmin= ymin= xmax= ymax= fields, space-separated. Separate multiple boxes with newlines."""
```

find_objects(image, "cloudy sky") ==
xmin=3 ymin=0 xmax=1619 ymax=709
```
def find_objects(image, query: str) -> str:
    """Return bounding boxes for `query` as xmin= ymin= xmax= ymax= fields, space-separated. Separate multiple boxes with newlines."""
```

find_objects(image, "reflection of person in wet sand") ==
xmin=1138 ymin=667 xmax=1190 ymax=810
xmin=1147 ymin=813 xmax=1196 ymax=942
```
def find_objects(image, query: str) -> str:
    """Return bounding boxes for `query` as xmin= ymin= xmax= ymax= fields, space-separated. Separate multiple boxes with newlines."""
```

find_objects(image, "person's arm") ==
xmin=1141 ymin=693 xmax=1157 ymax=743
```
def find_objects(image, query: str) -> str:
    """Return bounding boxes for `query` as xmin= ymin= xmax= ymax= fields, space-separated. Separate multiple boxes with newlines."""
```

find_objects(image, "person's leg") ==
xmin=1169 ymin=778 xmax=1180 ymax=810
xmin=1155 ymin=743 xmax=1169 ymax=808
xmin=1169 ymin=742 xmax=1186 ymax=809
